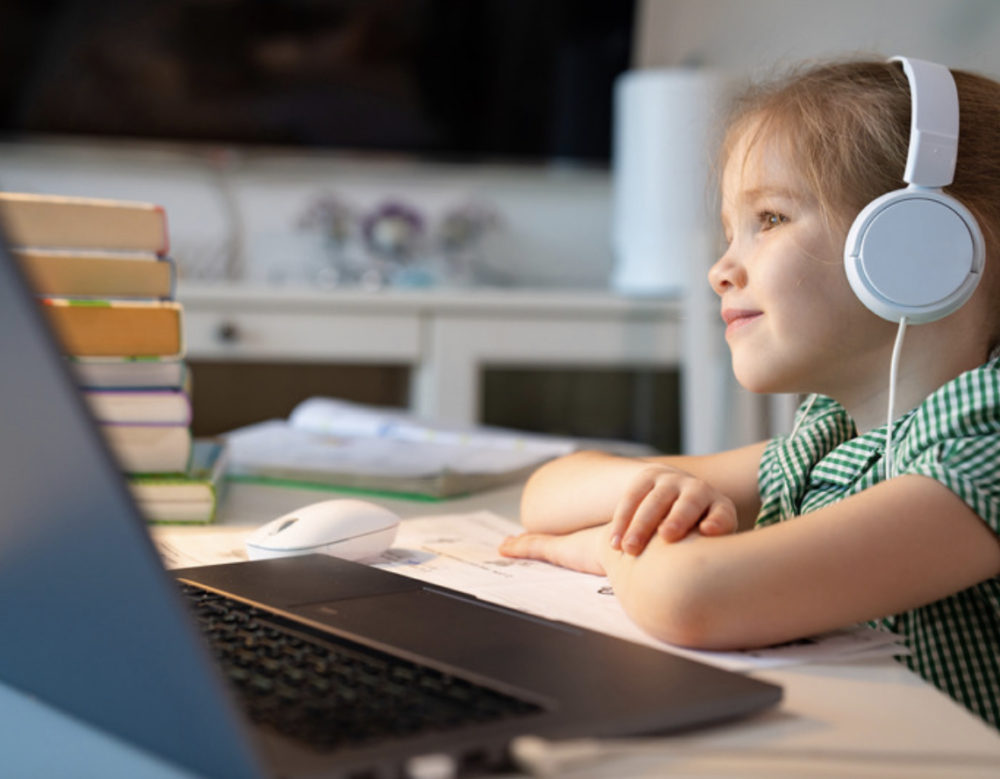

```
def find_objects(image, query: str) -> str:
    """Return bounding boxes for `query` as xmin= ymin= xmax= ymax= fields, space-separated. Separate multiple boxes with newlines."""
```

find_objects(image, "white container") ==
xmin=611 ymin=69 xmax=731 ymax=296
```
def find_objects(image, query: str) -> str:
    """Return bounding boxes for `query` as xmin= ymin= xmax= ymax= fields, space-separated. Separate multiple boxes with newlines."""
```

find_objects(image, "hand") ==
xmin=499 ymin=525 xmax=607 ymax=575
xmin=609 ymin=465 xmax=737 ymax=555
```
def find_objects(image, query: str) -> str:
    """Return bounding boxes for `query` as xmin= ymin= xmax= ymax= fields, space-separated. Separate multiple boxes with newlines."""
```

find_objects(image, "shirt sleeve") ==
xmin=756 ymin=394 xmax=846 ymax=526
xmin=896 ymin=363 xmax=1000 ymax=537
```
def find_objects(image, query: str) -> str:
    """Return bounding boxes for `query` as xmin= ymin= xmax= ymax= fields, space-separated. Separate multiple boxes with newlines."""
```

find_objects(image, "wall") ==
xmin=637 ymin=0 xmax=1000 ymax=76
xmin=6 ymin=4 xmax=997 ymax=291
xmin=0 ymin=140 xmax=614 ymax=291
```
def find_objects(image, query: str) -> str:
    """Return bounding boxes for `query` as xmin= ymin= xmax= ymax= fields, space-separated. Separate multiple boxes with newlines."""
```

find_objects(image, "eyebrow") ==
xmin=740 ymin=186 xmax=803 ymax=201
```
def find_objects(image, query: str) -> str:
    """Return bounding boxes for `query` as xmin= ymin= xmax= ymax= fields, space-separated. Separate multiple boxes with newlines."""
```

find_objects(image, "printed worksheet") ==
xmin=369 ymin=511 xmax=908 ymax=672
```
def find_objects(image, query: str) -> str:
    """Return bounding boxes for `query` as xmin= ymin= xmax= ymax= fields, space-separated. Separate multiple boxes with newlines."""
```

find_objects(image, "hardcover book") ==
xmin=130 ymin=440 xmax=229 ymax=524
xmin=84 ymin=388 xmax=192 ymax=426
xmin=0 ymin=192 xmax=168 ymax=254
xmin=70 ymin=356 xmax=189 ymax=391
xmin=39 ymin=298 xmax=183 ymax=358
xmin=14 ymin=248 xmax=175 ymax=299
xmin=101 ymin=423 xmax=192 ymax=474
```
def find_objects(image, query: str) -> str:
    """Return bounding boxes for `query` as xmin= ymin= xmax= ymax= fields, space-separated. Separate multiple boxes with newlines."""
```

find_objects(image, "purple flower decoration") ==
xmin=362 ymin=200 xmax=425 ymax=262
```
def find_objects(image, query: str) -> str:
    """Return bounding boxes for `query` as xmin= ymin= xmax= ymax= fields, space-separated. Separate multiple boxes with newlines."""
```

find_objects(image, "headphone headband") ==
xmin=890 ymin=56 xmax=959 ymax=188
xmin=844 ymin=55 xmax=984 ymax=324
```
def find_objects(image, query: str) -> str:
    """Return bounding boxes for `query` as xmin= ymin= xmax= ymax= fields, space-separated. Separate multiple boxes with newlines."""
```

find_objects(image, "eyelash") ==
xmin=758 ymin=211 xmax=788 ymax=231
xmin=721 ymin=210 xmax=789 ymax=244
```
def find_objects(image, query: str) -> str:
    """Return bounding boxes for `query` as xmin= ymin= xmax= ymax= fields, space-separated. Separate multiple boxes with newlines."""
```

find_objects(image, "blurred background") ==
xmin=2 ymin=0 xmax=998 ymax=452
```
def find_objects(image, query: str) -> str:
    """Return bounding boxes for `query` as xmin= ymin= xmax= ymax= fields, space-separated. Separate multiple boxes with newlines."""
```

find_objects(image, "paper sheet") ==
xmin=152 ymin=511 xmax=907 ymax=673
xmin=152 ymin=526 xmax=250 ymax=569
xmin=370 ymin=512 xmax=907 ymax=672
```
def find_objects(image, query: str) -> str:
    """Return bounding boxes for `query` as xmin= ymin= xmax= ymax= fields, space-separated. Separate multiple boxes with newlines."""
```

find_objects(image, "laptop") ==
xmin=0 ymin=223 xmax=781 ymax=778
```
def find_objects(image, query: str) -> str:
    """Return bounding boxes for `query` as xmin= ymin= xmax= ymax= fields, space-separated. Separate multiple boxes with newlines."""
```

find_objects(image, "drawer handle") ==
xmin=216 ymin=321 xmax=240 ymax=343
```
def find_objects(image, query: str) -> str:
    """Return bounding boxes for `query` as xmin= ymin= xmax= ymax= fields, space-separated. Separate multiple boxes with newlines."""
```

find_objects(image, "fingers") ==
xmin=622 ymin=482 xmax=680 ymax=554
xmin=499 ymin=533 xmax=552 ymax=561
xmin=612 ymin=468 xmax=740 ymax=555
xmin=697 ymin=502 xmax=739 ymax=537
xmin=499 ymin=529 xmax=605 ymax=575
xmin=656 ymin=492 xmax=710 ymax=543
xmin=608 ymin=483 xmax=648 ymax=551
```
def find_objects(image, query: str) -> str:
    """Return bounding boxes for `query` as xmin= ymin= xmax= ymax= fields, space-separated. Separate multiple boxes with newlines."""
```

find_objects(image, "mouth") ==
xmin=721 ymin=308 xmax=762 ymax=335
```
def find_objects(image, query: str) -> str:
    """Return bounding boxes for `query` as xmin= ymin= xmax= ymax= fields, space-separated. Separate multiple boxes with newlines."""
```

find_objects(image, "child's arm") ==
xmin=520 ymin=442 xmax=767 ymax=552
xmin=503 ymin=474 xmax=1000 ymax=649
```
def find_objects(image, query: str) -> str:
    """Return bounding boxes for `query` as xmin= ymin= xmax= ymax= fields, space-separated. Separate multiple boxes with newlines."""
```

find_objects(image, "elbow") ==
xmin=636 ymin=601 xmax=719 ymax=650
xmin=630 ymin=585 xmax=718 ymax=650
xmin=617 ymin=543 xmax=743 ymax=650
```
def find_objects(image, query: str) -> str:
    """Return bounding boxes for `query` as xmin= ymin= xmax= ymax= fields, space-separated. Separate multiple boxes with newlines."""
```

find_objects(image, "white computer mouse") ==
xmin=245 ymin=499 xmax=400 ymax=562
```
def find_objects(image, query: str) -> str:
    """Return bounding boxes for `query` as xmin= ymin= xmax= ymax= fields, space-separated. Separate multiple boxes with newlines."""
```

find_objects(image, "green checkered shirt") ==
xmin=757 ymin=358 xmax=1000 ymax=730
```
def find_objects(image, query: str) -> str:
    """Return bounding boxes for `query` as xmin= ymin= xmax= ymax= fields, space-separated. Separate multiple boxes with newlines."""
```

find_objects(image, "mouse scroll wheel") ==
xmin=272 ymin=517 xmax=299 ymax=535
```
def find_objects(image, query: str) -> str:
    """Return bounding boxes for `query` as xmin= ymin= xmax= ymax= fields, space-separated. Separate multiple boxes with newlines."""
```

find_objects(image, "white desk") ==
xmin=177 ymin=283 xmax=741 ymax=454
xmin=5 ymin=481 xmax=998 ymax=778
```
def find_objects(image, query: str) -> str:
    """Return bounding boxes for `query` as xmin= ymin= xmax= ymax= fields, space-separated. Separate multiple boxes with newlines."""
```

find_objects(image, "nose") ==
xmin=708 ymin=245 xmax=746 ymax=296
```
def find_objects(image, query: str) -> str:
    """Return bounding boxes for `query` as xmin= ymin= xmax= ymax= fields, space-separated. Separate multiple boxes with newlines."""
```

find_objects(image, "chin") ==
xmin=734 ymin=375 xmax=783 ymax=395
xmin=730 ymin=357 xmax=798 ymax=396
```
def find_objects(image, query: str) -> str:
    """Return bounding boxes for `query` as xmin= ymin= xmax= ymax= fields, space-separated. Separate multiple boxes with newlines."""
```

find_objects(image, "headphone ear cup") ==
xmin=844 ymin=188 xmax=985 ymax=323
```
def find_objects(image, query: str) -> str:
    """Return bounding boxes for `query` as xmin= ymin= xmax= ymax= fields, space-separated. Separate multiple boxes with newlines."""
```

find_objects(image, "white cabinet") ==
xmin=178 ymin=283 xmax=739 ymax=453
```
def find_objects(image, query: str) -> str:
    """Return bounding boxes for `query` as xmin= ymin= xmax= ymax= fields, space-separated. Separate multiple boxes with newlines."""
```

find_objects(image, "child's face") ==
xmin=709 ymin=125 xmax=896 ymax=398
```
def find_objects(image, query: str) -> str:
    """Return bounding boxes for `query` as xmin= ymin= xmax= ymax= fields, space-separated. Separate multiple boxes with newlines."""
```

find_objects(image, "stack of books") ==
xmin=1 ymin=191 xmax=227 ymax=523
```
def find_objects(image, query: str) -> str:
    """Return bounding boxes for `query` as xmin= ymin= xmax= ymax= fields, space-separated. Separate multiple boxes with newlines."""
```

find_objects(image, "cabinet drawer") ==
xmin=183 ymin=309 xmax=422 ymax=362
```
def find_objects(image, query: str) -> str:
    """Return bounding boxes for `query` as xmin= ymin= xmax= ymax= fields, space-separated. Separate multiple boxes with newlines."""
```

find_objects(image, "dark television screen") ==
xmin=0 ymin=0 xmax=635 ymax=162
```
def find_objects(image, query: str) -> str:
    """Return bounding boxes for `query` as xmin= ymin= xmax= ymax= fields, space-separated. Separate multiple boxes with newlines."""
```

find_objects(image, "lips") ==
xmin=721 ymin=308 xmax=762 ymax=333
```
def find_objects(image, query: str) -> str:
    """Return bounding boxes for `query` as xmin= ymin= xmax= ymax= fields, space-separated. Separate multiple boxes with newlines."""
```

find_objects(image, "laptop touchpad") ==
xmin=176 ymin=555 xmax=422 ymax=608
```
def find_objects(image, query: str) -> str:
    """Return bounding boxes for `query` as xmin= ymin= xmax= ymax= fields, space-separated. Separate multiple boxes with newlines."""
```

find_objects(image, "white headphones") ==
xmin=844 ymin=56 xmax=985 ymax=324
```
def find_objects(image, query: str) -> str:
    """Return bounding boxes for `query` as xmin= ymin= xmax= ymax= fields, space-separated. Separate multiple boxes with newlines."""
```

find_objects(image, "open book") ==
xmin=224 ymin=397 xmax=578 ymax=499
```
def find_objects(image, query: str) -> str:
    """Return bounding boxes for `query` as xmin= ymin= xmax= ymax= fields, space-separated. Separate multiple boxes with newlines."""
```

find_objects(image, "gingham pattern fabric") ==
xmin=757 ymin=358 xmax=1000 ymax=730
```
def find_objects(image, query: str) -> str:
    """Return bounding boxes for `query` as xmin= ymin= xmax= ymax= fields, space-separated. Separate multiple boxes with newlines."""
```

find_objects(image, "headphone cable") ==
xmin=885 ymin=316 xmax=909 ymax=478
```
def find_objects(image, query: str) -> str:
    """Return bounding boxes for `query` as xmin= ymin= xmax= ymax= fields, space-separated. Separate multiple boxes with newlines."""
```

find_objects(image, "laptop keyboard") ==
xmin=180 ymin=583 xmax=543 ymax=751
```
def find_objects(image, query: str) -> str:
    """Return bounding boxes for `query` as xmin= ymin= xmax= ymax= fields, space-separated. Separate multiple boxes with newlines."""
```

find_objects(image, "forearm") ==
xmin=506 ymin=520 xmax=812 ymax=650
xmin=519 ymin=450 xmax=667 ymax=533
xmin=598 ymin=474 xmax=1000 ymax=651
xmin=514 ymin=473 xmax=1000 ymax=654
xmin=597 ymin=526 xmax=777 ymax=650
xmin=520 ymin=443 xmax=768 ymax=534
xmin=597 ymin=528 xmax=733 ymax=649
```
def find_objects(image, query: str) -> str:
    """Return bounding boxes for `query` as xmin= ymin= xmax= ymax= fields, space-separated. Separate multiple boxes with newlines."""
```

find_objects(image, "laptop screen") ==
xmin=0 ymin=221 xmax=263 ymax=777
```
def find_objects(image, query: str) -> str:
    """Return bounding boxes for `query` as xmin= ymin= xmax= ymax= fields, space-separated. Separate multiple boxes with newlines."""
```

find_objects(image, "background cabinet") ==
xmin=179 ymin=283 xmax=714 ymax=453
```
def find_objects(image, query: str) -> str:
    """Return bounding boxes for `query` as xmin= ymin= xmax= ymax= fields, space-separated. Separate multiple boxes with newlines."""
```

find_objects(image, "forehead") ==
xmin=721 ymin=120 xmax=808 ymax=205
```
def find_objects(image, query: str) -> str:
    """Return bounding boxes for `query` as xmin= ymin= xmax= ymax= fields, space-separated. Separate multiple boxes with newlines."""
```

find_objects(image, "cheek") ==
xmin=780 ymin=251 xmax=850 ymax=306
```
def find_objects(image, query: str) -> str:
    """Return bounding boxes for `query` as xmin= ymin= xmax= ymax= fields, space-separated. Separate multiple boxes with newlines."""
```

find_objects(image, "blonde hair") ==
xmin=721 ymin=59 xmax=1000 ymax=353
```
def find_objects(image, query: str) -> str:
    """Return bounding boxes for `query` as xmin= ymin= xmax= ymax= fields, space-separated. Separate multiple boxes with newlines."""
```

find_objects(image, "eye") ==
xmin=758 ymin=211 xmax=789 ymax=231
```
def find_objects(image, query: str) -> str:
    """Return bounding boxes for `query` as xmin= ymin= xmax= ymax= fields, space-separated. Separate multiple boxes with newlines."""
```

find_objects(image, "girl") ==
xmin=499 ymin=58 xmax=1000 ymax=730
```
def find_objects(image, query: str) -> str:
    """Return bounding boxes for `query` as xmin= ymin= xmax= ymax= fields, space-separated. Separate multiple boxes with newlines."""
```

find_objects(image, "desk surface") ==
xmin=4 ymin=481 xmax=998 ymax=778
